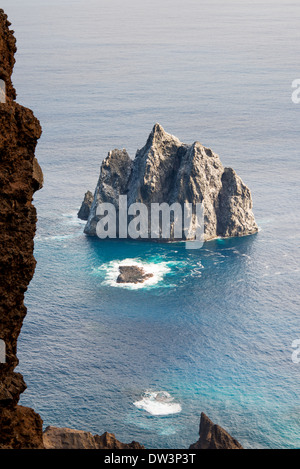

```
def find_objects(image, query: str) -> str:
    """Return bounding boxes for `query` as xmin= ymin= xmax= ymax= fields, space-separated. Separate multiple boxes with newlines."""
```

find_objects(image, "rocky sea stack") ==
xmin=83 ymin=124 xmax=258 ymax=241
xmin=77 ymin=190 xmax=94 ymax=220
xmin=190 ymin=413 xmax=243 ymax=449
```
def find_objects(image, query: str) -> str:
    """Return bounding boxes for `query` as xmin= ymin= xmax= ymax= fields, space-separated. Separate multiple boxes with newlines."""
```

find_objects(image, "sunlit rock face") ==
xmin=43 ymin=427 xmax=145 ymax=450
xmin=84 ymin=124 xmax=258 ymax=241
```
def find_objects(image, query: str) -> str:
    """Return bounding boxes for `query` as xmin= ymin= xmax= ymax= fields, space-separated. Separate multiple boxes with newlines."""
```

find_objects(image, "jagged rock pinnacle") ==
xmin=83 ymin=125 xmax=258 ymax=241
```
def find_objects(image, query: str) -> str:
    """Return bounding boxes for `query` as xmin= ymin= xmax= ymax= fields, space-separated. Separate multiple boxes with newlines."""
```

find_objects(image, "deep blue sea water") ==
xmin=2 ymin=0 xmax=300 ymax=448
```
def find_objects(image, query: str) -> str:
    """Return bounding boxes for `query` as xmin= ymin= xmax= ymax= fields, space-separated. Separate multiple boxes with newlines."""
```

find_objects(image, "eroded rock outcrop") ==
xmin=0 ymin=11 xmax=16 ymax=101
xmin=117 ymin=266 xmax=153 ymax=284
xmin=84 ymin=124 xmax=258 ymax=241
xmin=43 ymin=426 xmax=144 ymax=450
xmin=0 ymin=9 xmax=44 ymax=449
xmin=189 ymin=412 xmax=243 ymax=449
xmin=78 ymin=190 xmax=94 ymax=220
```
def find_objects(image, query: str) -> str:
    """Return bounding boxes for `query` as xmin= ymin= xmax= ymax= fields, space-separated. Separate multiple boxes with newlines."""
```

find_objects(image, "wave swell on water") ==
xmin=35 ymin=211 xmax=86 ymax=241
xmin=134 ymin=391 xmax=182 ymax=416
xmin=62 ymin=211 xmax=87 ymax=226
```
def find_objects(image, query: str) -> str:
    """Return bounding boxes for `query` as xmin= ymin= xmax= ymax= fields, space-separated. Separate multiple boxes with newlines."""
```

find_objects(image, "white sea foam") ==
xmin=191 ymin=265 xmax=204 ymax=277
xmin=134 ymin=391 xmax=182 ymax=416
xmin=96 ymin=258 xmax=171 ymax=289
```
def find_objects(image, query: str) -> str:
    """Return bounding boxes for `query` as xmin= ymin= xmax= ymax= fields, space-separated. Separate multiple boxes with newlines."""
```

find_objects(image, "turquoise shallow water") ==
xmin=2 ymin=0 xmax=299 ymax=448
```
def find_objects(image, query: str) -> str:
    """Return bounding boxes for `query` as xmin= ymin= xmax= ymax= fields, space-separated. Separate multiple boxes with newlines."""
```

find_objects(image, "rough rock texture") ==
xmin=85 ymin=148 xmax=132 ymax=235
xmin=43 ymin=426 xmax=145 ymax=450
xmin=0 ymin=11 xmax=16 ymax=101
xmin=117 ymin=266 xmax=153 ymax=284
xmin=84 ymin=124 xmax=258 ymax=241
xmin=78 ymin=190 xmax=94 ymax=220
xmin=189 ymin=413 xmax=243 ymax=450
xmin=0 ymin=405 xmax=44 ymax=449
xmin=0 ymin=9 xmax=44 ymax=449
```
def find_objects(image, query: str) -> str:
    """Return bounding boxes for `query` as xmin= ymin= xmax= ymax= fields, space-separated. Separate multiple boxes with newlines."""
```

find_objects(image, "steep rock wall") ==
xmin=0 ymin=8 xmax=44 ymax=449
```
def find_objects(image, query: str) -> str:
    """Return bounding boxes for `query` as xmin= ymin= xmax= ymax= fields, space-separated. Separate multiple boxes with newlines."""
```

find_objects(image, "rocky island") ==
xmin=117 ymin=266 xmax=154 ymax=284
xmin=80 ymin=124 xmax=258 ymax=242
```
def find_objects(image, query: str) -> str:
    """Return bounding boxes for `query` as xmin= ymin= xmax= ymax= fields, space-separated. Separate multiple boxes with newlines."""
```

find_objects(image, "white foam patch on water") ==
xmin=134 ymin=391 xmax=182 ymax=416
xmin=190 ymin=260 xmax=204 ymax=277
xmin=96 ymin=258 xmax=172 ymax=289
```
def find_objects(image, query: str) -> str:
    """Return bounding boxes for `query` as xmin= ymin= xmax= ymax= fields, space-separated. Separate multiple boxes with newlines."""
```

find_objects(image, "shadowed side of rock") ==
xmin=43 ymin=426 xmax=145 ymax=450
xmin=189 ymin=413 xmax=243 ymax=449
xmin=78 ymin=190 xmax=94 ymax=220
xmin=0 ymin=9 xmax=44 ymax=449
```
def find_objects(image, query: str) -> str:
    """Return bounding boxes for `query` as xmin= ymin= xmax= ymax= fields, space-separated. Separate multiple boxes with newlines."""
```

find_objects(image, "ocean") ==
xmin=2 ymin=0 xmax=300 ymax=448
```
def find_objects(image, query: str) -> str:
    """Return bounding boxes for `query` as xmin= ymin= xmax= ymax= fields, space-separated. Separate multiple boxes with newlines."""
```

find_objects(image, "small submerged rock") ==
xmin=116 ymin=265 xmax=153 ymax=284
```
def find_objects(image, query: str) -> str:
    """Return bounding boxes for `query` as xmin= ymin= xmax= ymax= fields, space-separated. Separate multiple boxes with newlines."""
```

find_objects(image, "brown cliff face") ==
xmin=43 ymin=427 xmax=145 ymax=450
xmin=0 ymin=9 xmax=44 ymax=448
xmin=189 ymin=413 xmax=243 ymax=450
xmin=0 ymin=11 xmax=16 ymax=101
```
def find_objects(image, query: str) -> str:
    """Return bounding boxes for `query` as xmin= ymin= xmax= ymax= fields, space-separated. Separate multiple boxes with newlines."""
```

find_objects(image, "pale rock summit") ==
xmin=83 ymin=124 xmax=258 ymax=241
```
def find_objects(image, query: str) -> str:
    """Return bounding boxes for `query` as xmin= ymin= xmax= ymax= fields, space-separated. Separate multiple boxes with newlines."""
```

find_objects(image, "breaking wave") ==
xmin=133 ymin=391 xmax=182 ymax=416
